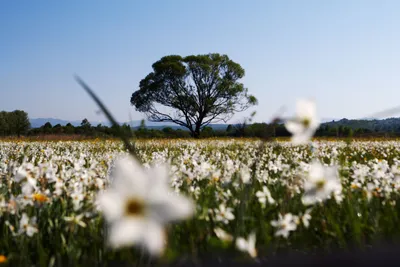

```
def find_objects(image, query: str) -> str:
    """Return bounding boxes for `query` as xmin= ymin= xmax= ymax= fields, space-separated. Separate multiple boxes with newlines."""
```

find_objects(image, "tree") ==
xmin=53 ymin=124 xmax=63 ymax=134
xmin=0 ymin=111 xmax=9 ymax=136
xmin=42 ymin=122 xmax=53 ymax=134
xmin=130 ymin=53 xmax=257 ymax=138
xmin=81 ymin=118 xmax=91 ymax=128
xmin=64 ymin=123 xmax=75 ymax=134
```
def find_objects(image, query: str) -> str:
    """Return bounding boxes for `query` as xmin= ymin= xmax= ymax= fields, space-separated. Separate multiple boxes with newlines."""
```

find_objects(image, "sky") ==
xmin=1 ymin=0 xmax=400 ymax=124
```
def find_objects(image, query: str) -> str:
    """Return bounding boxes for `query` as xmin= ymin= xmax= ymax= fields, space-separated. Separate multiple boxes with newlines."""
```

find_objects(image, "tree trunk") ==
xmin=193 ymin=124 xmax=201 ymax=139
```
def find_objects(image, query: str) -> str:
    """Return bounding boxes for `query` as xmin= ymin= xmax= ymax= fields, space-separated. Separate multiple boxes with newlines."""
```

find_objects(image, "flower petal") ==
xmin=149 ymin=192 xmax=194 ymax=223
xmin=97 ymin=190 xmax=125 ymax=222
xmin=142 ymin=220 xmax=166 ymax=256
xmin=285 ymin=121 xmax=303 ymax=135
xmin=110 ymin=155 xmax=149 ymax=198
xmin=108 ymin=218 xmax=145 ymax=248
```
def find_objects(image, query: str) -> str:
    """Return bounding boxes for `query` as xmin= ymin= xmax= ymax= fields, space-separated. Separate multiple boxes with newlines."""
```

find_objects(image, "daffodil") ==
xmin=214 ymin=227 xmax=233 ymax=242
xmin=255 ymin=186 xmax=275 ymax=206
xmin=18 ymin=213 xmax=38 ymax=237
xmin=235 ymin=232 xmax=257 ymax=258
xmin=214 ymin=204 xmax=235 ymax=224
xmin=271 ymin=213 xmax=298 ymax=238
xmin=97 ymin=155 xmax=194 ymax=255
xmin=302 ymin=161 xmax=342 ymax=205
xmin=285 ymin=99 xmax=320 ymax=145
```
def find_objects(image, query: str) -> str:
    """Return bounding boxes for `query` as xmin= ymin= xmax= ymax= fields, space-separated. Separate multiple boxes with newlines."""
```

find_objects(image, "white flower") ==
xmin=97 ymin=155 xmax=194 ymax=255
xmin=271 ymin=213 xmax=298 ymax=238
xmin=214 ymin=227 xmax=233 ymax=242
xmin=70 ymin=189 xmax=85 ymax=211
xmin=236 ymin=232 xmax=257 ymax=258
xmin=64 ymin=214 xmax=87 ymax=228
xmin=240 ymin=166 xmax=251 ymax=184
xmin=300 ymin=208 xmax=312 ymax=228
xmin=302 ymin=161 xmax=342 ymax=205
xmin=255 ymin=186 xmax=275 ymax=206
xmin=19 ymin=213 xmax=38 ymax=237
xmin=285 ymin=99 xmax=320 ymax=145
xmin=214 ymin=204 xmax=235 ymax=224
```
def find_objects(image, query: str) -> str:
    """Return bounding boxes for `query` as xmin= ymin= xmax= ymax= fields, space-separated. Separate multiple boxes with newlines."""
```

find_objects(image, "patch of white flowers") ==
xmin=1 ymin=104 xmax=400 ymax=259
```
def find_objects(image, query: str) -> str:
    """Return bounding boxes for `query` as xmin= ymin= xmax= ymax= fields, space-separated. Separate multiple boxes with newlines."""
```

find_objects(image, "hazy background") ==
xmin=1 ymin=0 xmax=400 ymax=124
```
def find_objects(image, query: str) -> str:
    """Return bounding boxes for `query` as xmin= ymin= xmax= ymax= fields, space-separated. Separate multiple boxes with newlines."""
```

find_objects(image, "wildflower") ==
xmin=300 ymin=208 xmax=312 ymax=228
xmin=302 ymin=161 xmax=342 ymax=205
xmin=0 ymin=255 xmax=6 ymax=264
xmin=236 ymin=232 xmax=257 ymax=258
xmin=32 ymin=193 xmax=48 ymax=203
xmin=214 ymin=227 xmax=233 ymax=242
xmin=70 ymin=189 xmax=85 ymax=211
xmin=64 ymin=214 xmax=87 ymax=228
xmin=255 ymin=186 xmax=275 ymax=206
xmin=5 ymin=220 xmax=16 ymax=234
xmin=271 ymin=213 xmax=298 ymax=238
xmin=19 ymin=213 xmax=38 ymax=237
xmin=285 ymin=99 xmax=320 ymax=145
xmin=97 ymin=155 xmax=194 ymax=255
xmin=240 ymin=165 xmax=251 ymax=184
xmin=214 ymin=204 xmax=235 ymax=224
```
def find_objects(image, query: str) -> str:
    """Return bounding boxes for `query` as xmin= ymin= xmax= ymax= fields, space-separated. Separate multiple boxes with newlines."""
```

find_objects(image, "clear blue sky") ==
xmin=1 ymin=0 xmax=400 ymax=124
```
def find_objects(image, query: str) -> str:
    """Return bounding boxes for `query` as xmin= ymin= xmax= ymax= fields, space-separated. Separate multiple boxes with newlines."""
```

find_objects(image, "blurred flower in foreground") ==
xmin=97 ymin=155 xmax=194 ymax=256
xmin=270 ymin=213 xmax=298 ymax=238
xmin=285 ymin=99 xmax=320 ymax=145
xmin=302 ymin=161 xmax=342 ymax=205
xmin=236 ymin=232 xmax=257 ymax=258
xmin=0 ymin=255 xmax=7 ymax=264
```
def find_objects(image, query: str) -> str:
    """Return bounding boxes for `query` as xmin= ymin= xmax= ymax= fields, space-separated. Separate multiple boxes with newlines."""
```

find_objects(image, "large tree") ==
xmin=12 ymin=110 xmax=30 ymax=137
xmin=130 ymin=53 xmax=257 ymax=138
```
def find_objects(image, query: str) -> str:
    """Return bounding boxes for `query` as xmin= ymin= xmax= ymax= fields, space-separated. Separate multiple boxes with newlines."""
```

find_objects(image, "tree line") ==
xmin=0 ymin=109 xmax=398 ymax=139
xmin=0 ymin=110 xmax=30 ymax=136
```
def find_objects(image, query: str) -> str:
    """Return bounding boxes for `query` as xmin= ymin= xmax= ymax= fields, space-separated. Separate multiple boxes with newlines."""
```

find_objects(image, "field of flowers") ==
xmin=1 ymin=138 xmax=400 ymax=265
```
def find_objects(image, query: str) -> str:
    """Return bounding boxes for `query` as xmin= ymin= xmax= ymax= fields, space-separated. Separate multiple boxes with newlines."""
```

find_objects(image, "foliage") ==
xmin=130 ymin=54 xmax=257 ymax=138
xmin=0 ymin=110 xmax=30 ymax=136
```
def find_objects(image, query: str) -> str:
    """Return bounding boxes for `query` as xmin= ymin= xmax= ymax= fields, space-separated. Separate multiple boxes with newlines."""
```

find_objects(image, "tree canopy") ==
xmin=0 ymin=110 xmax=30 ymax=136
xmin=130 ymin=53 xmax=257 ymax=138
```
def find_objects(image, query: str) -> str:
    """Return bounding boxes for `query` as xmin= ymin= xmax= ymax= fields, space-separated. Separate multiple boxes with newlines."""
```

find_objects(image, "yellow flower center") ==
xmin=33 ymin=193 xmax=48 ymax=203
xmin=302 ymin=118 xmax=311 ymax=128
xmin=125 ymin=198 xmax=145 ymax=217
xmin=316 ymin=180 xmax=326 ymax=190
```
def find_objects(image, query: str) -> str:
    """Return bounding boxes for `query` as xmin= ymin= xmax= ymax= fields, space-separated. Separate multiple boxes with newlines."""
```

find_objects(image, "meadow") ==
xmin=1 ymin=138 xmax=400 ymax=265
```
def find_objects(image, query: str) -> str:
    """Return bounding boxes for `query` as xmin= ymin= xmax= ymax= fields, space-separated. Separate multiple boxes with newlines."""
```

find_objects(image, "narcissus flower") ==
xmin=302 ymin=161 xmax=342 ymax=205
xmin=32 ymin=193 xmax=48 ymax=203
xmin=18 ymin=213 xmax=38 ymax=237
xmin=271 ymin=213 xmax=298 ymax=238
xmin=285 ymin=99 xmax=320 ymax=145
xmin=236 ymin=232 xmax=257 ymax=258
xmin=214 ymin=227 xmax=233 ymax=242
xmin=97 ymin=155 xmax=194 ymax=256
xmin=255 ymin=186 xmax=275 ymax=206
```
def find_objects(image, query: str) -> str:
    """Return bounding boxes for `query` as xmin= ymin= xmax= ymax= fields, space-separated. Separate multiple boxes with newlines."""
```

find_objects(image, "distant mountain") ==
xmin=322 ymin=117 xmax=400 ymax=132
xmin=29 ymin=118 xmax=82 ymax=128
